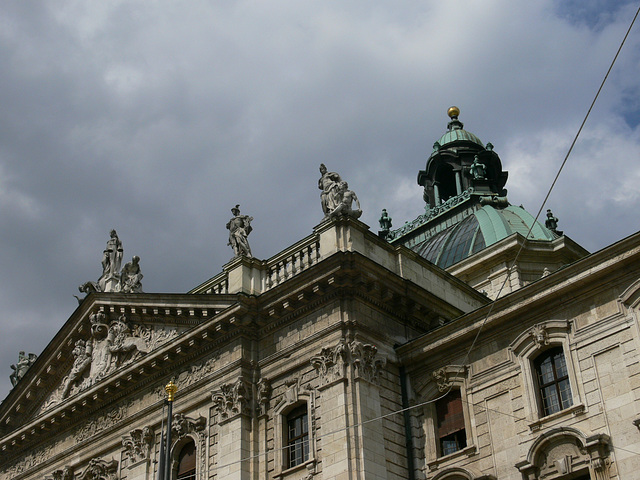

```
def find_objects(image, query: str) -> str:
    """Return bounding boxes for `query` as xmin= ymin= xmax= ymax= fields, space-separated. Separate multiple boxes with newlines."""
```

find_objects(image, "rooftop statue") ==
xmin=120 ymin=256 xmax=143 ymax=293
xmin=318 ymin=164 xmax=343 ymax=218
xmin=227 ymin=205 xmax=253 ymax=258
xmin=99 ymin=229 xmax=123 ymax=289
xmin=545 ymin=209 xmax=563 ymax=235
xmin=318 ymin=164 xmax=362 ymax=220
xmin=79 ymin=230 xmax=143 ymax=295
xmin=469 ymin=156 xmax=487 ymax=180
xmin=329 ymin=181 xmax=362 ymax=219
xmin=378 ymin=209 xmax=392 ymax=239
xmin=9 ymin=351 xmax=38 ymax=387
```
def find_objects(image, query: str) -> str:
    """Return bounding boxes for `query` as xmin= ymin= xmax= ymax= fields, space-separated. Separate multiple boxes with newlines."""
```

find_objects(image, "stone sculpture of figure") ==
xmin=61 ymin=340 xmax=93 ymax=398
xmin=318 ymin=164 xmax=343 ymax=218
xmin=329 ymin=181 xmax=362 ymax=219
xmin=226 ymin=205 xmax=253 ymax=257
xmin=100 ymin=230 xmax=124 ymax=280
xmin=545 ymin=209 xmax=561 ymax=234
xmin=120 ymin=256 xmax=143 ymax=293
xmin=10 ymin=351 xmax=38 ymax=387
xmin=469 ymin=156 xmax=487 ymax=180
xmin=379 ymin=209 xmax=392 ymax=232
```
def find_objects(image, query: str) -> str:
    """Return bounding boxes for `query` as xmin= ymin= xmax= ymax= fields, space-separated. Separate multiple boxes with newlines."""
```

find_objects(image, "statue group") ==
xmin=318 ymin=164 xmax=362 ymax=219
xmin=79 ymin=230 xmax=143 ymax=295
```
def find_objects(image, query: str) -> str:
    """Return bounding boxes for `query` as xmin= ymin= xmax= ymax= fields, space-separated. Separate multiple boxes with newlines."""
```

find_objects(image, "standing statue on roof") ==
xmin=318 ymin=164 xmax=343 ymax=218
xmin=545 ymin=209 xmax=563 ymax=235
xmin=10 ymin=351 xmax=38 ymax=387
xmin=98 ymin=229 xmax=124 ymax=291
xmin=227 ymin=205 xmax=253 ymax=257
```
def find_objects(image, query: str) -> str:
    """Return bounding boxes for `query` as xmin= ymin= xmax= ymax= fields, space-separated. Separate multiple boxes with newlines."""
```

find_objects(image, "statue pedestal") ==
xmin=100 ymin=275 xmax=120 ymax=293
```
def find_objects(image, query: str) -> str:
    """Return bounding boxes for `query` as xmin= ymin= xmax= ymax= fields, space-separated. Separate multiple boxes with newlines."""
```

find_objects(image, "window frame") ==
xmin=285 ymin=404 xmax=310 ymax=469
xmin=273 ymin=385 xmax=316 ymax=478
xmin=423 ymin=365 xmax=476 ymax=469
xmin=509 ymin=320 xmax=585 ymax=427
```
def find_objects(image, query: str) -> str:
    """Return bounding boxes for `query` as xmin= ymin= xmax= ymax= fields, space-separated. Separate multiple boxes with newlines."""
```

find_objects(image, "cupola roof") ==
xmin=434 ymin=106 xmax=484 ymax=150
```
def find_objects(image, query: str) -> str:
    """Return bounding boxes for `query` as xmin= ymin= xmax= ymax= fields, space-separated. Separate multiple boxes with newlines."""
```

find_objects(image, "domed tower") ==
xmin=387 ymin=107 xmax=588 ymax=298
xmin=418 ymin=106 xmax=508 ymax=206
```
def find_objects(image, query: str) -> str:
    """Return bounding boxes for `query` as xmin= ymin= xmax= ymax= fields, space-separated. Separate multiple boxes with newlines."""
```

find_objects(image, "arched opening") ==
xmin=176 ymin=440 xmax=196 ymax=480
xmin=434 ymin=163 xmax=457 ymax=203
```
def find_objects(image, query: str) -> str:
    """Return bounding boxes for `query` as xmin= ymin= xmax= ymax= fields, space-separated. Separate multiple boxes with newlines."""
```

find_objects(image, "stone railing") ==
xmin=191 ymin=233 xmax=320 ymax=295
xmin=199 ymin=271 xmax=229 ymax=295
xmin=265 ymin=235 xmax=321 ymax=290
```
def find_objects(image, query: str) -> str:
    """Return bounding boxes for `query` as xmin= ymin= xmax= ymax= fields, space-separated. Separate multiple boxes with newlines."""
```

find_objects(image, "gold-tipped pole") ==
xmin=163 ymin=380 xmax=178 ymax=480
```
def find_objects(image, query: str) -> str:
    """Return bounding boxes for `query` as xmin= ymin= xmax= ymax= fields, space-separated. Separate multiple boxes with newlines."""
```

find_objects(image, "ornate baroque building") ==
xmin=2 ymin=108 xmax=640 ymax=480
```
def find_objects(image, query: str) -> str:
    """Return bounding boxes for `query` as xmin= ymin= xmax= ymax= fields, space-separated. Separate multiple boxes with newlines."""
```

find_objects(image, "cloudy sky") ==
xmin=1 ymin=0 xmax=639 ymax=400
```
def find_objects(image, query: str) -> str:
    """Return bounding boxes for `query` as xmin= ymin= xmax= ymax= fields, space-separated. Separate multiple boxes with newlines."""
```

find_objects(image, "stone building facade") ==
xmin=2 ymin=109 xmax=640 ymax=480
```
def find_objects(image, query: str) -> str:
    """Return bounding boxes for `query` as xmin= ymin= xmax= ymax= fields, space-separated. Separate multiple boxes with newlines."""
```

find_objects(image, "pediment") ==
xmin=0 ymin=292 xmax=238 ymax=441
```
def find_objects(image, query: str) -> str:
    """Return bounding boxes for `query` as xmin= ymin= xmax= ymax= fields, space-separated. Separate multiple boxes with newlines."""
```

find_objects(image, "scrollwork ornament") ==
xmin=122 ymin=426 xmax=154 ymax=464
xmin=212 ymin=377 xmax=252 ymax=419
xmin=78 ymin=458 xmax=118 ymax=480
xmin=531 ymin=324 xmax=549 ymax=349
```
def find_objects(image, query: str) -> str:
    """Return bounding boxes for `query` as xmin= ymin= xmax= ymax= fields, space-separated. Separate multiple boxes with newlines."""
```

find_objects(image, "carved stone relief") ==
xmin=50 ymin=466 xmax=74 ymax=480
xmin=78 ymin=458 xmax=118 ymax=480
xmin=170 ymin=414 xmax=208 ymax=477
xmin=41 ymin=312 xmax=177 ymax=412
xmin=211 ymin=377 xmax=252 ymax=420
xmin=531 ymin=324 xmax=549 ymax=349
xmin=311 ymin=339 xmax=386 ymax=386
xmin=432 ymin=365 xmax=467 ymax=392
xmin=122 ymin=426 xmax=154 ymax=465
xmin=257 ymin=377 xmax=272 ymax=416
xmin=75 ymin=402 xmax=130 ymax=442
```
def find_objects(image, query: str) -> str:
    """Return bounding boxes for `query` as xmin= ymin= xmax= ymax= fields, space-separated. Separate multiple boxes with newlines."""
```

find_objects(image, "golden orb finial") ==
xmin=447 ymin=106 xmax=460 ymax=118
xmin=165 ymin=380 xmax=178 ymax=402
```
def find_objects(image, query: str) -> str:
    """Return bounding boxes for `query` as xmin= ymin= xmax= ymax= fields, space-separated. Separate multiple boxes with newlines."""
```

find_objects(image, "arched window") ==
xmin=534 ymin=347 xmax=572 ymax=416
xmin=286 ymin=404 xmax=309 ymax=468
xmin=176 ymin=440 xmax=196 ymax=480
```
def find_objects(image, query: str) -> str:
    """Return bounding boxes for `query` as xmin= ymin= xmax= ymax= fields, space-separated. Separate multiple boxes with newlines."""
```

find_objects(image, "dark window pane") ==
xmin=286 ymin=405 xmax=309 ymax=468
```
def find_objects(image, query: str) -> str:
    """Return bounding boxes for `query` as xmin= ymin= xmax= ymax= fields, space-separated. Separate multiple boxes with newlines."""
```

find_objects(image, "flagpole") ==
xmin=163 ymin=380 xmax=178 ymax=480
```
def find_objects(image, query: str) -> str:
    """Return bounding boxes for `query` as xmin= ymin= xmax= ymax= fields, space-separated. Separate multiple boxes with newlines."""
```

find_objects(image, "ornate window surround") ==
xmin=509 ymin=320 xmax=585 ymax=430
xmin=424 ymin=365 xmax=477 ymax=472
xmin=273 ymin=381 xmax=317 ymax=479
xmin=168 ymin=413 xmax=208 ymax=480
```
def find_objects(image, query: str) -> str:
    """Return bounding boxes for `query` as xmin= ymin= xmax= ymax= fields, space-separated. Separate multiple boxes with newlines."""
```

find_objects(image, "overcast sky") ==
xmin=1 ymin=0 xmax=639 ymax=401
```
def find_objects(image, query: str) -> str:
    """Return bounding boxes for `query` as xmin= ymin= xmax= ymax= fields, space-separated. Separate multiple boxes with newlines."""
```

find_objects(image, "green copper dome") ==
xmin=411 ymin=205 xmax=555 ymax=269
xmin=436 ymin=128 xmax=484 ymax=148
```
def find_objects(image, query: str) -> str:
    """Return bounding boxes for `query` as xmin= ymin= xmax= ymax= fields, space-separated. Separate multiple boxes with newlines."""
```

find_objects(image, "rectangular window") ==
xmin=286 ymin=406 xmax=309 ymax=468
xmin=535 ymin=347 xmax=573 ymax=416
xmin=436 ymin=389 xmax=467 ymax=456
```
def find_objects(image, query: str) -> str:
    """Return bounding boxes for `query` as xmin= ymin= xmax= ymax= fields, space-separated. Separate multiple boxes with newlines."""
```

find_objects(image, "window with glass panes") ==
xmin=534 ymin=347 xmax=573 ymax=416
xmin=286 ymin=405 xmax=309 ymax=468
xmin=435 ymin=389 xmax=467 ymax=456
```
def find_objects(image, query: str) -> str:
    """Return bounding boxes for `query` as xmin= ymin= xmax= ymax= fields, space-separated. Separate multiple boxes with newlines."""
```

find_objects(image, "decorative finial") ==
xmin=447 ymin=106 xmax=460 ymax=119
xmin=165 ymin=380 xmax=178 ymax=402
